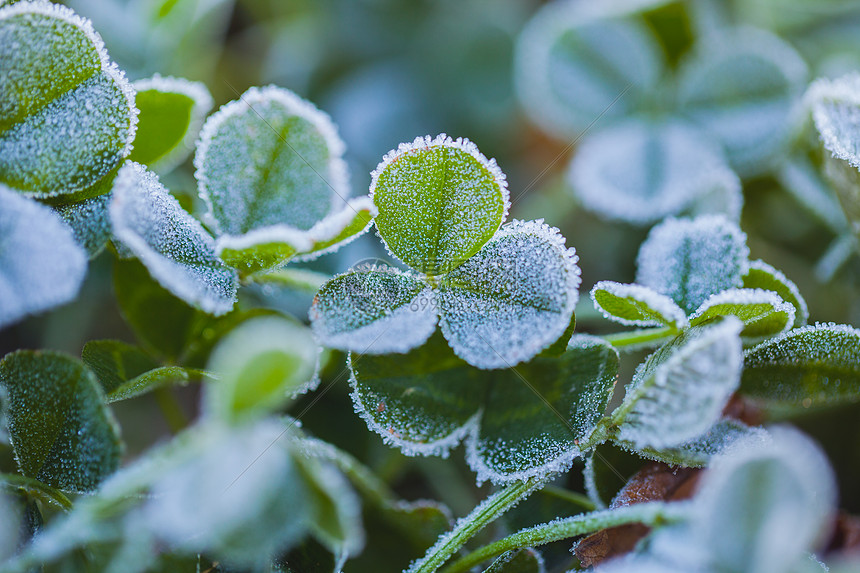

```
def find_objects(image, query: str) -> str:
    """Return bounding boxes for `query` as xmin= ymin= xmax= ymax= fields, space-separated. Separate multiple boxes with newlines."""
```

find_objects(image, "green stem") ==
xmin=406 ymin=476 xmax=548 ymax=573
xmin=153 ymin=387 xmax=188 ymax=433
xmin=541 ymin=485 xmax=596 ymax=513
xmin=603 ymin=326 xmax=675 ymax=350
xmin=440 ymin=502 xmax=686 ymax=573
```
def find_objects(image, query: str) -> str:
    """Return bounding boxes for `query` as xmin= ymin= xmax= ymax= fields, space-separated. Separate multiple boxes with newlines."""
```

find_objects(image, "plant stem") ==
xmin=406 ymin=476 xmax=548 ymax=573
xmin=440 ymin=501 xmax=687 ymax=573
xmin=542 ymin=485 xmax=596 ymax=512
xmin=603 ymin=326 xmax=675 ymax=350
xmin=153 ymin=387 xmax=188 ymax=433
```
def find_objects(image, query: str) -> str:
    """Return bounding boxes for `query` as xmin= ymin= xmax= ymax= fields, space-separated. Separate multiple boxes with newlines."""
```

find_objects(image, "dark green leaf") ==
xmin=688 ymin=288 xmax=794 ymax=339
xmin=0 ymin=472 xmax=73 ymax=510
xmin=742 ymin=260 xmax=808 ymax=327
xmin=0 ymin=350 xmax=122 ymax=492
xmin=81 ymin=339 xmax=158 ymax=395
xmin=741 ymin=324 xmax=860 ymax=410
xmin=483 ymin=548 xmax=545 ymax=573
xmin=371 ymin=135 xmax=509 ymax=276
xmin=591 ymin=281 xmax=687 ymax=329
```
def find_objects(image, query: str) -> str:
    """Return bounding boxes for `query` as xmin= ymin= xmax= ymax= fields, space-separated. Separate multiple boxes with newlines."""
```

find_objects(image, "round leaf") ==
xmin=636 ymin=215 xmax=750 ymax=315
xmin=0 ymin=350 xmax=122 ymax=492
xmin=569 ymin=119 xmax=742 ymax=225
xmin=438 ymin=219 xmax=580 ymax=369
xmin=742 ymin=260 xmax=808 ymax=328
xmin=591 ymin=280 xmax=688 ymax=329
xmin=370 ymin=134 xmax=509 ymax=276
xmin=0 ymin=185 xmax=87 ymax=329
xmin=0 ymin=2 xmax=137 ymax=197
xmin=109 ymin=161 xmax=238 ymax=316
xmin=514 ymin=2 xmax=665 ymax=139
xmin=689 ymin=288 xmax=795 ymax=339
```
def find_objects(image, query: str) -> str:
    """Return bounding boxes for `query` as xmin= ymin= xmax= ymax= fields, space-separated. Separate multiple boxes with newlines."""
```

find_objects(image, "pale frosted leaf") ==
xmin=109 ymin=161 xmax=238 ymax=316
xmin=569 ymin=119 xmax=741 ymax=225
xmin=0 ymin=2 xmax=137 ymax=197
xmin=741 ymin=323 xmax=860 ymax=410
xmin=677 ymin=27 xmax=807 ymax=176
xmin=636 ymin=215 xmax=750 ymax=315
xmin=689 ymin=288 xmax=795 ymax=339
xmin=129 ymin=74 xmax=213 ymax=173
xmin=591 ymin=280 xmax=688 ymax=329
xmin=55 ymin=192 xmax=111 ymax=257
xmin=742 ymin=260 xmax=809 ymax=328
xmin=514 ymin=1 xmax=664 ymax=139
xmin=350 ymin=332 xmax=617 ymax=484
xmin=613 ymin=318 xmax=744 ymax=450
xmin=204 ymin=316 xmax=317 ymax=424
xmin=0 ymin=185 xmax=87 ymax=328
xmin=693 ymin=427 xmax=836 ymax=573
xmin=370 ymin=134 xmax=509 ymax=276
xmin=0 ymin=350 xmax=122 ymax=492
xmin=439 ymin=219 xmax=580 ymax=369
xmin=195 ymin=85 xmax=348 ymax=235
xmin=309 ymin=266 xmax=437 ymax=355
xmin=807 ymin=72 xmax=860 ymax=171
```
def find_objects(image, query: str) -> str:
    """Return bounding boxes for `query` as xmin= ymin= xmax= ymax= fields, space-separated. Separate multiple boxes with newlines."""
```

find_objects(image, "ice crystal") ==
xmin=56 ymin=193 xmax=111 ymax=257
xmin=591 ymin=280 xmax=689 ymax=329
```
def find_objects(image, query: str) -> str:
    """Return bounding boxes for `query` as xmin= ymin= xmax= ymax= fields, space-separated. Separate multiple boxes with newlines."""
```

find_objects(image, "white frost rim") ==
xmin=689 ymin=288 xmax=796 ymax=335
xmin=806 ymin=72 xmax=860 ymax=170
xmin=743 ymin=321 xmax=860 ymax=360
xmin=591 ymin=280 xmax=689 ymax=329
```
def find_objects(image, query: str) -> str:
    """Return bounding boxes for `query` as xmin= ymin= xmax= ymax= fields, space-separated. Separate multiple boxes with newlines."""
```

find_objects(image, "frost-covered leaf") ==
xmin=0 ymin=185 xmax=87 ymax=328
xmin=309 ymin=265 xmax=437 ymax=355
xmin=822 ymin=147 xmax=860 ymax=245
xmin=128 ymin=74 xmax=212 ymax=173
xmin=0 ymin=2 xmax=137 ymax=197
xmin=632 ymin=419 xmax=768 ymax=468
xmin=484 ymin=548 xmax=545 ymax=573
xmin=350 ymin=333 xmax=618 ymax=484
xmin=636 ymin=215 xmax=750 ymax=315
xmin=808 ymin=73 xmax=860 ymax=171
xmin=371 ymin=134 xmax=509 ymax=276
xmin=204 ymin=316 xmax=318 ymax=424
xmin=741 ymin=323 xmax=860 ymax=410
xmin=514 ymin=1 xmax=664 ymax=139
xmin=568 ymin=119 xmax=742 ymax=225
xmin=110 ymin=161 xmax=238 ymax=316
xmin=195 ymin=85 xmax=350 ymax=259
xmin=742 ymin=260 xmax=808 ymax=328
xmin=294 ymin=196 xmax=376 ymax=262
xmin=692 ymin=428 xmax=836 ymax=573
xmin=677 ymin=27 xmax=807 ymax=176
xmin=438 ymin=220 xmax=580 ymax=369
xmin=612 ymin=318 xmax=744 ymax=450
xmin=591 ymin=281 xmax=688 ymax=329
xmin=0 ymin=350 xmax=122 ymax=492
xmin=55 ymin=192 xmax=111 ymax=257
xmin=689 ymin=288 xmax=795 ymax=339
xmin=81 ymin=339 xmax=190 ymax=402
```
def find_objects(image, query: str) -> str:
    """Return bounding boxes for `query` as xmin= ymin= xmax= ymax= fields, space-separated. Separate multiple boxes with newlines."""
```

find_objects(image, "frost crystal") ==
xmin=0 ymin=1 xmax=138 ymax=196
xmin=439 ymin=219 xmax=580 ymax=369
xmin=690 ymin=288 xmax=795 ymax=338
xmin=370 ymin=134 xmax=509 ymax=276
xmin=636 ymin=215 xmax=750 ymax=315
xmin=109 ymin=162 xmax=238 ymax=316
xmin=56 ymin=193 xmax=111 ymax=257
xmin=807 ymin=73 xmax=860 ymax=170
xmin=590 ymin=280 xmax=688 ymax=329
xmin=614 ymin=317 xmax=744 ymax=450
xmin=195 ymin=84 xmax=349 ymax=236
xmin=0 ymin=185 xmax=87 ymax=328
xmin=569 ymin=119 xmax=741 ymax=225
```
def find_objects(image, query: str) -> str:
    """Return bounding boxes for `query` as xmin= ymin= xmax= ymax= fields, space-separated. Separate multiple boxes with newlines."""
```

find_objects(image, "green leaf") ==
xmin=204 ymin=316 xmax=318 ymax=424
xmin=0 ymin=2 xmax=137 ymax=197
xmin=55 ymin=192 xmax=112 ymax=257
xmin=81 ymin=339 xmax=191 ymax=402
xmin=688 ymin=288 xmax=794 ymax=339
xmin=0 ymin=473 xmax=73 ymax=511
xmin=808 ymin=73 xmax=860 ymax=172
xmin=742 ymin=260 xmax=808 ymax=327
xmin=109 ymin=161 xmax=238 ymax=315
xmin=591 ymin=281 xmax=688 ymax=329
xmin=350 ymin=333 xmax=618 ymax=484
xmin=568 ymin=118 xmax=742 ymax=225
xmin=611 ymin=318 xmax=744 ymax=450
xmin=128 ymin=75 xmax=212 ymax=173
xmin=309 ymin=265 xmax=438 ymax=355
xmin=514 ymin=2 xmax=664 ymax=139
xmin=483 ymin=548 xmax=545 ymax=573
xmin=438 ymin=220 xmax=580 ymax=369
xmin=370 ymin=135 xmax=509 ymax=276
xmin=740 ymin=323 xmax=860 ymax=410
xmin=677 ymin=27 xmax=807 ymax=176
xmin=636 ymin=215 xmax=750 ymax=314
xmin=0 ymin=185 xmax=87 ymax=328
xmin=0 ymin=350 xmax=122 ymax=492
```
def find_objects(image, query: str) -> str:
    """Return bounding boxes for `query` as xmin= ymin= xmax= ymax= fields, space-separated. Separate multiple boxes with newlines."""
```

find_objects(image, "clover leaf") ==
xmin=348 ymin=333 xmax=618 ymax=484
xmin=0 ymin=1 xmax=137 ymax=199
xmin=312 ymin=136 xmax=580 ymax=369
xmin=592 ymin=215 xmax=803 ymax=343
xmin=194 ymin=85 xmax=376 ymax=277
